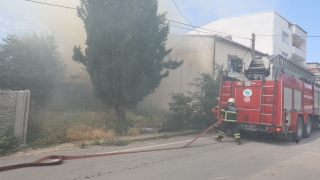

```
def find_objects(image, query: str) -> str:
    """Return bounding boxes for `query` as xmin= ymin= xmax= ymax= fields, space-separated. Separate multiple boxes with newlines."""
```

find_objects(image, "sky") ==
xmin=0 ymin=0 xmax=320 ymax=75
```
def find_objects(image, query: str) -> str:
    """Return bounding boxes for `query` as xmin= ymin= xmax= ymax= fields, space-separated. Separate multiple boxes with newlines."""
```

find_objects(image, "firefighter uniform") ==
xmin=214 ymin=98 xmax=241 ymax=145
xmin=211 ymin=106 xmax=219 ymax=114
xmin=211 ymin=98 xmax=220 ymax=114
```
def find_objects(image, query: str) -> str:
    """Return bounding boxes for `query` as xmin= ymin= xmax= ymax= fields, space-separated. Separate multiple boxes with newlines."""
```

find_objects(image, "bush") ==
xmin=110 ymin=121 xmax=129 ymax=135
xmin=103 ymin=139 xmax=128 ymax=146
xmin=167 ymin=92 xmax=194 ymax=131
xmin=91 ymin=139 xmax=102 ymax=145
xmin=0 ymin=133 xmax=18 ymax=156
xmin=128 ymin=105 xmax=168 ymax=129
xmin=127 ymin=128 xmax=140 ymax=136
xmin=166 ymin=64 xmax=224 ymax=131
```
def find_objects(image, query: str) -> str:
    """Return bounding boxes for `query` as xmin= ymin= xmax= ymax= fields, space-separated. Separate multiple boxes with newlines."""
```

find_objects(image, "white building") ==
xmin=186 ymin=11 xmax=307 ymax=65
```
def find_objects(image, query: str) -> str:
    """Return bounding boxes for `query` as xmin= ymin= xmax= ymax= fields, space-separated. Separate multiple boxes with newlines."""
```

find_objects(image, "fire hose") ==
xmin=0 ymin=119 xmax=222 ymax=172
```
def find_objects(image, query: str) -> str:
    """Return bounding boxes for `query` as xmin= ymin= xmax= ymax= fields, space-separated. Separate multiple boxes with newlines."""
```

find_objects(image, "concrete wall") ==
xmin=0 ymin=90 xmax=30 ymax=145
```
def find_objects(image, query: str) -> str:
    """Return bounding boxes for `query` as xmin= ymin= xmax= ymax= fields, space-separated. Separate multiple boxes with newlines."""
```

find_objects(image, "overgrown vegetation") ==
xmin=0 ymin=32 xmax=66 ymax=105
xmin=25 ymin=104 xmax=170 ymax=148
xmin=0 ymin=129 xmax=19 ymax=156
xmin=164 ymin=64 xmax=224 ymax=131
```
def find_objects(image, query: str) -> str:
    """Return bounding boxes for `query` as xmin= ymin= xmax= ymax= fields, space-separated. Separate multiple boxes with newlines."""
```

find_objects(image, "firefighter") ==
xmin=211 ymin=98 xmax=219 ymax=114
xmin=214 ymin=98 xmax=241 ymax=145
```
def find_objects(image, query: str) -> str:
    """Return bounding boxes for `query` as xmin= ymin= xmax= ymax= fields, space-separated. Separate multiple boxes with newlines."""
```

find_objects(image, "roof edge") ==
xmin=190 ymin=10 xmax=307 ymax=34
xmin=168 ymin=34 xmax=266 ymax=55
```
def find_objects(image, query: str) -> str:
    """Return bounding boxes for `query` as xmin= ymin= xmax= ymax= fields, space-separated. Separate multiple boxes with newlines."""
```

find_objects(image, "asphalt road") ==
xmin=2 ymin=130 xmax=320 ymax=180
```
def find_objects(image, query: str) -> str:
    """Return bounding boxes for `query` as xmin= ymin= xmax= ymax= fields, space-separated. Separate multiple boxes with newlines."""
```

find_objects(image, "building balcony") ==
xmin=292 ymin=24 xmax=307 ymax=44
xmin=292 ymin=46 xmax=306 ymax=61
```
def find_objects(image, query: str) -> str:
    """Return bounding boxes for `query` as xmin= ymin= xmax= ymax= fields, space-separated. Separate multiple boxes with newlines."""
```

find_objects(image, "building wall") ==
xmin=306 ymin=63 xmax=320 ymax=69
xmin=140 ymin=35 xmax=214 ymax=109
xmin=273 ymin=13 xmax=293 ymax=59
xmin=186 ymin=11 xmax=307 ymax=64
xmin=215 ymin=38 xmax=264 ymax=80
xmin=140 ymin=35 xmax=265 ymax=109
xmin=186 ymin=11 xmax=274 ymax=55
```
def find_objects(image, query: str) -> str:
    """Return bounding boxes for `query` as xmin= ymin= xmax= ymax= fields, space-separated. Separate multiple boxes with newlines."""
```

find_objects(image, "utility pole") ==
xmin=251 ymin=33 xmax=255 ymax=58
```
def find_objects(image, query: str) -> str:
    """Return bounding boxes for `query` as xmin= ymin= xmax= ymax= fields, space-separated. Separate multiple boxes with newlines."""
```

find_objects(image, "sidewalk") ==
xmin=7 ymin=130 xmax=204 ymax=157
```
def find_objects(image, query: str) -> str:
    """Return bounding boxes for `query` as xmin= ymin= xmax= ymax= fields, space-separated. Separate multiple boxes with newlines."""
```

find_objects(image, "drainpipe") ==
xmin=213 ymin=37 xmax=216 ymax=80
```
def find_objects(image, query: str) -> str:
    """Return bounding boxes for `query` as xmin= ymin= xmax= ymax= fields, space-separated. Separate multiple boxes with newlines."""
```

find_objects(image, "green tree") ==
xmin=167 ymin=64 xmax=224 ymax=130
xmin=73 ymin=0 xmax=182 ymax=123
xmin=168 ymin=92 xmax=194 ymax=130
xmin=0 ymin=33 xmax=66 ymax=104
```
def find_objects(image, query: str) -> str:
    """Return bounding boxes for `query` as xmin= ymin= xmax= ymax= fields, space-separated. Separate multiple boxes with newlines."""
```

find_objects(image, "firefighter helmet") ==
xmin=228 ymin=98 xmax=235 ymax=103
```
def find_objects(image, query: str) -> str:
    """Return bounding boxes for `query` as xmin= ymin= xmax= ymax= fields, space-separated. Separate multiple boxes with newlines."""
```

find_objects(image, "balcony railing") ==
xmin=292 ymin=46 xmax=306 ymax=61
xmin=292 ymin=25 xmax=307 ymax=43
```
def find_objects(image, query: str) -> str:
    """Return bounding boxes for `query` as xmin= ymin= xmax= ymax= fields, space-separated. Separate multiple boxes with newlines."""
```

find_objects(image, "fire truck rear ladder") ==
xmin=244 ymin=54 xmax=314 ymax=129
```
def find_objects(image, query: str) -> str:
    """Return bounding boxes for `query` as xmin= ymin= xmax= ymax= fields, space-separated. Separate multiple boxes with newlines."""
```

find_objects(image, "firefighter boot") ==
xmin=236 ymin=139 xmax=241 ymax=145
xmin=214 ymin=136 xmax=222 ymax=142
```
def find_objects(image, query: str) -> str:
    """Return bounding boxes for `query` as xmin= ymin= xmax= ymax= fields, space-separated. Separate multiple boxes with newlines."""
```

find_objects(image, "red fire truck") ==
xmin=217 ymin=55 xmax=320 ymax=141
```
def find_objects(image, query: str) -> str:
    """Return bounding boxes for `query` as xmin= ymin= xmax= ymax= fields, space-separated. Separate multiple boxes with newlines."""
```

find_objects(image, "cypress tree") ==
xmin=73 ymin=0 xmax=182 ymax=122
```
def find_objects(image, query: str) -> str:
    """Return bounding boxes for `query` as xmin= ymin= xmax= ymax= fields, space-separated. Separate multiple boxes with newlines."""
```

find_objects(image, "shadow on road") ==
xmin=234 ymin=129 xmax=320 ymax=146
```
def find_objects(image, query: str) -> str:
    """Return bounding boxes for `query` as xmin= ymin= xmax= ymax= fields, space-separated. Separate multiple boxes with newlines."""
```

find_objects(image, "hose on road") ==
xmin=0 ymin=119 xmax=222 ymax=172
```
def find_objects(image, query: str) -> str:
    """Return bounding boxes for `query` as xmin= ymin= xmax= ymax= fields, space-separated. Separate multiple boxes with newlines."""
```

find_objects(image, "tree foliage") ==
xmin=166 ymin=64 xmax=224 ymax=131
xmin=73 ymin=0 xmax=182 ymax=122
xmin=0 ymin=33 xmax=66 ymax=104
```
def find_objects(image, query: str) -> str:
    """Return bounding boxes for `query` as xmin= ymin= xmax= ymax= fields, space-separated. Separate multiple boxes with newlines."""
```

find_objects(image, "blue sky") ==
xmin=1 ymin=0 xmax=320 ymax=63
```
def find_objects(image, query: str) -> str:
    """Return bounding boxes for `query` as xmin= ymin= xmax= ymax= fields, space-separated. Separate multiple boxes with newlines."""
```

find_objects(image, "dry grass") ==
xmin=66 ymin=125 xmax=116 ymax=142
xmin=26 ymin=105 xmax=170 ymax=147
xmin=127 ymin=128 xmax=140 ymax=136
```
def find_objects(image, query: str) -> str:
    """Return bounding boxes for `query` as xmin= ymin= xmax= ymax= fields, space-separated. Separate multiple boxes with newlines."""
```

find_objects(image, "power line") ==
xmin=25 ymin=0 xmax=76 ymax=9
xmin=171 ymin=0 xmax=213 ymax=51
xmin=24 ymin=0 xmax=320 ymax=38
xmin=170 ymin=24 xmax=239 ymax=38
xmin=170 ymin=25 xmax=194 ymax=31
xmin=21 ymin=0 xmax=265 ymax=40
xmin=168 ymin=20 xmax=250 ymax=40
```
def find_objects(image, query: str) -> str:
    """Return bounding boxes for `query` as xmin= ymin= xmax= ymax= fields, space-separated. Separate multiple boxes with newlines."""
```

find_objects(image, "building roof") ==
xmin=169 ymin=34 xmax=266 ymax=55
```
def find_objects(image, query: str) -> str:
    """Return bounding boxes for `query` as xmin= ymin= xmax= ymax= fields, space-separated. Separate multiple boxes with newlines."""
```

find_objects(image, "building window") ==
xmin=227 ymin=55 xmax=242 ymax=74
xmin=282 ymin=31 xmax=288 ymax=44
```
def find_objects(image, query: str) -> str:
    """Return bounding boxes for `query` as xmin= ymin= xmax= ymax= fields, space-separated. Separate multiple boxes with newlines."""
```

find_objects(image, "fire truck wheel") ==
xmin=292 ymin=117 xmax=303 ymax=142
xmin=302 ymin=116 xmax=312 ymax=138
